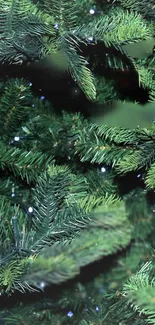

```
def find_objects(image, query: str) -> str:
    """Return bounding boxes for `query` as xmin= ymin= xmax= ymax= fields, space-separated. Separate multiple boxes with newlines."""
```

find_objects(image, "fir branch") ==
xmin=84 ymin=169 xmax=117 ymax=198
xmin=75 ymin=123 xmax=155 ymax=174
xmin=122 ymin=261 xmax=155 ymax=324
xmin=88 ymin=123 xmax=139 ymax=144
xmin=0 ymin=0 xmax=34 ymax=32
xmin=125 ymin=189 xmax=154 ymax=240
xmin=132 ymin=63 xmax=155 ymax=101
xmin=103 ymin=7 xmax=154 ymax=46
xmin=94 ymin=76 xmax=118 ymax=103
xmin=30 ymin=167 xmax=90 ymax=253
xmin=39 ymin=0 xmax=80 ymax=33
xmin=62 ymin=37 xmax=96 ymax=101
xmin=0 ymin=140 xmax=54 ymax=183
xmin=0 ymin=0 xmax=56 ymax=64
xmin=75 ymin=125 xmax=134 ymax=166
xmin=74 ymin=13 xmax=119 ymax=43
xmin=0 ymin=259 xmax=28 ymax=294
xmin=77 ymin=193 xmax=117 ymax=214
xmin=0 ymin=78 xmax=33 ymax=139
xmin=23 ymin=199 xmax=132 ymax=287
xmin=116 ymin=142 xmax=155 ymax=174
xmin=105 ymin=242 xmax=153 ymax=291
xmin=145 ymin=162 xmax=155 ymax=189
xmin=119 ymin=0 xmax=155 ymax=19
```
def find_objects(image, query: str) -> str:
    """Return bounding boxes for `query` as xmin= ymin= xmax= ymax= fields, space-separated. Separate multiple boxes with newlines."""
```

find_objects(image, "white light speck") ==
xmin=101 ymin=166 xmax=106 ymax=173
xmin=54 ymin=23 xmax=59 ymax=29
xmin=14 ymin=136 xmax=20 ymax=141
xmin=39 ymin=281 xmax=46 ymax=288
xmin=88 ymin=36 xmax=93 ymax=41
xmin=28 ymin=206 xmax=33 ymax=213
xmin=89 ymin=8 xmax=95 ymax=14
xmin=67 ymin=311 xmax=74 ymax=317
xmin=40 ymin=95 xmax=45 ymax=100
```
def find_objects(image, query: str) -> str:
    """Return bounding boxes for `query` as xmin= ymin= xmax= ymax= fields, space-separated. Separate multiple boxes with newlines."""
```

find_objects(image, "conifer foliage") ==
xmin=1 ymin=0 xmax=155 ymax=324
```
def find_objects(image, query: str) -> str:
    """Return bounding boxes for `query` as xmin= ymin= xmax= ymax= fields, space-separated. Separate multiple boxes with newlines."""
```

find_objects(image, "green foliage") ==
xmin=119 ymin=0 xmax=155 ymax=19
xmin=104 ymin=242 xmax=153 ymax=291
xmin=94 ymin=76 xmax=118 ymax=104
xmin=0 ymin=0 xmax=55 ymax=63
xmin=0 ymin=78 xmax=33 ymax=139
xmin=0 ymin=139 xmax=53 ymax=183
xmin=75 ymin=122 xmax=155 ymax=176
xmin=22 ymin=199 xmax=132 ymax=288
xmin=103 ymin=7 xmax=153 ymax=45
xmin=39 ymin=0 xmax=80 ymax=32
xmin=1 ymin=0 xmax=155 ymax=102
xmin=145 ymin=163 xmax=155 ymax=189
xmin=0 ymin=259 xmax=28 ymax=294
xmin=67 ymin=47 xmax=96 ymax=101
xmin=1 ymin=0 xmax=155 ymax=324
xmin=30 ymin=167 xmax=91 ymax=252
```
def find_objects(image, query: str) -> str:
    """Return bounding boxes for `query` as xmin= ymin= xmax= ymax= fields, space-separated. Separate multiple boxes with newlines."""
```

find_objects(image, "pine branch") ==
xmin=0 ymin=0 xmax=56 ymax=64
xmin=29 ymin=167 xmax=91 ymax=253
xmin=22 ymin=199 xmax=132 ymax=288
xmin=0 ymin=78 xmax=33 ymax=139
xmin=61 ymin=36 xmax=96 ymax=101
xmin=145 ymin=162 xmax=155 ymax=189
xmin=0 ymin=140 xmax=54 ymax=183
xmin=124 ymin=189 xmax=154 ymax=240
xmin=102 ymin=260 xmax=155 ymax=325
xmin=119 ymin=0 xmax=155 ymax=20
xmin=74 ymin=6 xmax=154 ymax=51
xmin=39 ymin=0 xmax=80 ymax=33
xmin=104 ymin=242 xmax=153 ymax=291
xmin=75 ymin=122 xmax=155 ymax=174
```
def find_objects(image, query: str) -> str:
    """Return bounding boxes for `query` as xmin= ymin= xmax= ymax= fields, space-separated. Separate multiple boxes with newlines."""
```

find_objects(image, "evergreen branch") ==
xmin=78 ymin=193 xmax=118 ymax=214
xmin=94 ymin=76 xmax=118 ymax=103
xmin=104 ymin=53 xmax=131 ymax=71
xmin=122 ymin=261 xmax=155 ymax=324
xmin=1 ymin=305 xmax=39 ymax=325
xmin=0 ymin=177 xmax=13 ymax=197
xmin=38 ymin=0 xmax=80 ymax=33
xmin=23 ymin=200 xmax=132 ymax=287
xmin=0 ymin=259 xmax=28 ymax=294
xmin=89 ymin=123 xmax=139 ymax=144
xmin=0 ymin=0 xmax=56 ymax=64
xmin=0 ymin=141 xmax=53 ymax=183
xmin=119 ymin=0 xmax=155 ymax=19
xmin=48 ymin=164 xmax=89 ymax=203
xmin=145 ymin=163 xmax=155 ymax=189
xmin=0 ymin=197 xmax=34 ymax=267
xmin=125 ymin=189 xmax=154 ymax=240
xmin=105 ymin=242 xmax=153 ymax=291
xmin=75 ymin=125 xmax=134 ymax=166
xmin=116 ymin=142 xmax=155 ymax=174
xmin=0 ymin=197 xmax=15 ymax=249
xmin=132 ymin=63 xmax=155 ymax=101
xmin=62 ymin=38 xmax=96 ymax=101
xmin=103 ymin=261 xmax=155 ymax=325
xmin=0 ymin=0 xmax=34 ymax=32
xmin=84 ymin=169 xmax=117 ymax=198
xmin=75 ymin=123 xmax=155 ymax=173
xmin=103 ymin=7 xmax=154 ymax=46
xmin=74 ymin=13 xmax=119 ymax=43
xmin=30 ymin=167 xmax=90 ymax=252
xmin=0 ymin=78 xmax=33 ymax=139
